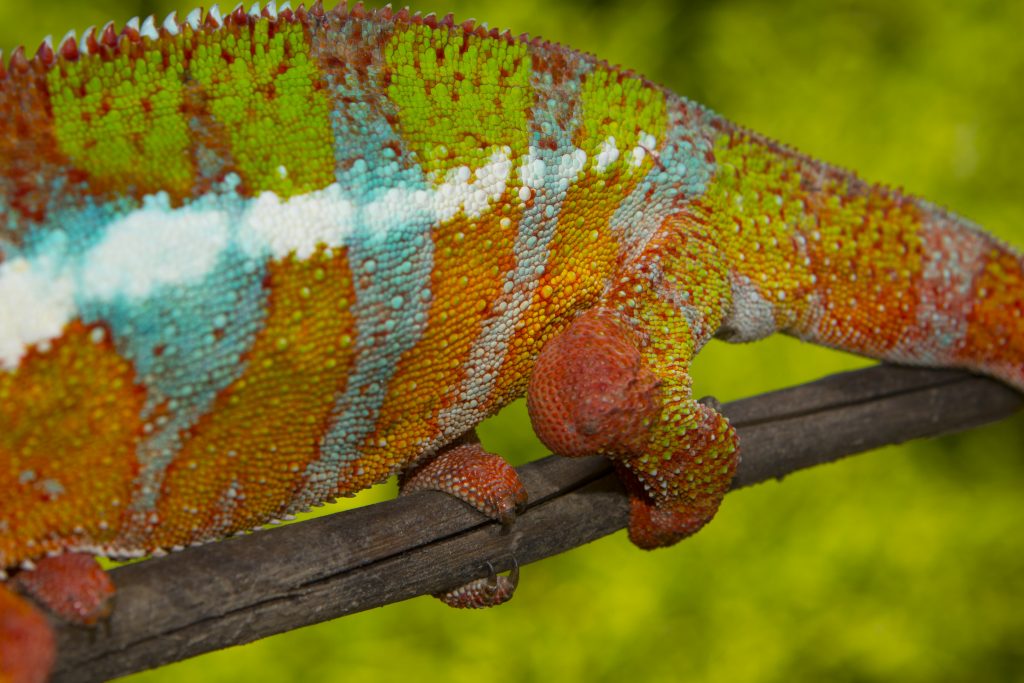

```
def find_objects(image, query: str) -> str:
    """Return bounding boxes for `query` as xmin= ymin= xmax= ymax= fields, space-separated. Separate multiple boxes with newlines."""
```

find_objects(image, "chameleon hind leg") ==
xmin=528 ymin=216 xmax=739 ymax=548
xmin=13 ymin=554 xmax=115 ymax=625
xmin=399 ymin=432 xmax=526 ymax=606
xmin=0 ymin=553 xmax=114 ymax=683
xmin=0 ymin=583 xmax=55 ymax=683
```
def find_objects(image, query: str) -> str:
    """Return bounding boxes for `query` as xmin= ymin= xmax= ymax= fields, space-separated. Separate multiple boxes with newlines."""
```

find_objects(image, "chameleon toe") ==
xmin=400 ymin=441 xmax=527 ymax=525
xmin=435 ymin=560 xmax=519 ymax=609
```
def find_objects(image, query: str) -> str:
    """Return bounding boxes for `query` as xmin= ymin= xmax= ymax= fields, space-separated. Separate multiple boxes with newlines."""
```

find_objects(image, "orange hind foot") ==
xmin=400 ymin=436 xmax=527 ymax=608
xmin=400 ymin=437 xmax=527 ymax=525
xmin=0 ymin=584 xmax=55 ymax=683
xmin=0 ymin=553 xmax=116 ymax=682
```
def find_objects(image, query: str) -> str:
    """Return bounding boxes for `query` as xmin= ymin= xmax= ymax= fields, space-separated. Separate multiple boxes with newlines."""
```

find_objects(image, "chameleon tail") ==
xmin=708 ymin=124 xmax=1024 ymax=391
xmin=787 ymin=204 xmax=1024 ymax=391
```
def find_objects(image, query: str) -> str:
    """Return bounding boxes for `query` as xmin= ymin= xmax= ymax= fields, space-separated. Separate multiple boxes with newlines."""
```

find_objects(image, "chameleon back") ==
xmin=0 ymin=6 xmax=710 ymax=563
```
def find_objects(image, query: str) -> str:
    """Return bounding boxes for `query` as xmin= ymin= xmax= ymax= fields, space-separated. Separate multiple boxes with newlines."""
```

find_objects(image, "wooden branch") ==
xmin=50 ymin=364 xmax=1021 ymax=682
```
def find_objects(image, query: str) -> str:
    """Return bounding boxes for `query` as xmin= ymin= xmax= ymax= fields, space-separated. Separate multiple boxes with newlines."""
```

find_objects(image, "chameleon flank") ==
xmin=1 ymin=3 xmax=1022 ymax=680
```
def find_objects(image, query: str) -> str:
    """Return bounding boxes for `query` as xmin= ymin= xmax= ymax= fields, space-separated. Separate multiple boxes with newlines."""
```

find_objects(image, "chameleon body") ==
xmin=1 ymin=3 xmax=1022 ymax=680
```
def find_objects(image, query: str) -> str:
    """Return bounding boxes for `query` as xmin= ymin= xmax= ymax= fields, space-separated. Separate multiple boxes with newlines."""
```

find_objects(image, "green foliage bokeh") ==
xmin=2 ymin=0 xmax=1022 ymax=680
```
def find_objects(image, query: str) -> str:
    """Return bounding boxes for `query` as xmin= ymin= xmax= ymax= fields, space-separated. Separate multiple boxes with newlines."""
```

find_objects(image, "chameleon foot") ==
xmin=0 ymin=583 xmax=55 ymax=683
xmin=614 ymin=400 xmax=739 ymax=548
xmin=401 ymin=438 xmax=526 ymax=608
xmin=400 ymin=438 xmax=527 ymax=525
xmin=528 ymin=307 xmax=740 ymax=549
xmin=435 ymin=560 xmax=519 ymax=608
xmin=13 ymin=553 xmax=115 ymax=625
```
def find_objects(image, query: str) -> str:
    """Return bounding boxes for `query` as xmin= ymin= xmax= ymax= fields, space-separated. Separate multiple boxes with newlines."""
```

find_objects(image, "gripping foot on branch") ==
xmin=400 ymin=434 xmax=527 ymax=607
xmin=399 ymin=435 xmax=528 ymax=525
xmin=435 ymin=560 xmax=519 ymax=609
xmin=1 ymin=553 xmax=115 ymax=683
xmin=528 ymin=306 xmax=739 ymax=549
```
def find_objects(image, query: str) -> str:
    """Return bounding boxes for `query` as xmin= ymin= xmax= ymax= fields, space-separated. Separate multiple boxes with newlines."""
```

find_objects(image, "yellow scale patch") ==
xmin=151 ymin=249 xmax=357 ymax=547
xmin=0 ymin=322 xmax=145 ymax=564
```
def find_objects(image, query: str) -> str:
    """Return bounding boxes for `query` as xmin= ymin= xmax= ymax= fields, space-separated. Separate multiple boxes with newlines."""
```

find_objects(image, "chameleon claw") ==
xmin=436 ymin=558 xmax=519 ymax=609
xmin=697 ymin=395 xmax=723 ymax=412
xmin=506 ymin=557 xmax=520 ymax=590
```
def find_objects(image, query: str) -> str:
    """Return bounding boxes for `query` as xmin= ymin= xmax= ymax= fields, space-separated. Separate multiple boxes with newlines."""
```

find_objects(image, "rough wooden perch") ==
xmin=50 ymin=364 xmax=1022 ymax=682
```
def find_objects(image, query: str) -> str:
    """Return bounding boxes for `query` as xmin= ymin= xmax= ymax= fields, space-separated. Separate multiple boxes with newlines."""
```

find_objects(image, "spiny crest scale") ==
xmin=1 ymin=2 xmax=587 ymax=76
xmin=0 ymin=2 xmax=326 ymax=75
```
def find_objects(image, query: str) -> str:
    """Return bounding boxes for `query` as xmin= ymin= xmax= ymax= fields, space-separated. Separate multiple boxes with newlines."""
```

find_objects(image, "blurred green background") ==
xmin=3 ymin=0 xmax=1023 ymax=680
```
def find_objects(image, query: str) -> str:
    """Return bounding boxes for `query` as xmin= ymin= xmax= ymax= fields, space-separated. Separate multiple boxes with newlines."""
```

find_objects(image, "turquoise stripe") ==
xmin=294 ymin=56 xmax=436 ymax=506
xmin=610 ymin=96 xmax=717 ymax=258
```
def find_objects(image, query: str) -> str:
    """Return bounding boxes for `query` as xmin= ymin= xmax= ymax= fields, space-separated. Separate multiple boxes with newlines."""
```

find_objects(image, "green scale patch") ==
xmin=577 ymin=66 xmax=668 ymax=174
xmin=47 ymin=37 xmax=194 ymax=198
xmin=383 ymin=24 xmax=533 ymax=178
xmin=47 ymin=20 xmax=335 ymax=201
xmin=190 ymin=20 xmax=335 ymax=197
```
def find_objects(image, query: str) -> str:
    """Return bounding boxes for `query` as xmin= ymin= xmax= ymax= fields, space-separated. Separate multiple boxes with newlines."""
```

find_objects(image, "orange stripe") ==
xmin=962 ymin=246 xmax=1024 ymax=369
xmin=0 ymin=321 xmax=145 ymax=564
xmin=488 ymin=173 xmax=625 ymax=409
xmin=359 ymin=193 xmax=524 ymax=466
xmin=151 ymin=247 xmax=358 ymax=546
xmin=800 ymin=184 xmax=925 ymax=351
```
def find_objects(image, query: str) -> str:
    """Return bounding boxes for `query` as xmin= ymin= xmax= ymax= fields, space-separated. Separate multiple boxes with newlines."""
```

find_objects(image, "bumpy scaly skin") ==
xmin=435 ymin=561 xmax=519 ymax=609
xmin=400 ymin=441 xmax=527 ymax=525
xmin=528 ymin=309 xmax=662 ymax=458
xmin=12 ymin=555 xmax=114 ymax=625
xmin=1 ymin=3 xmax=1022 ymax=680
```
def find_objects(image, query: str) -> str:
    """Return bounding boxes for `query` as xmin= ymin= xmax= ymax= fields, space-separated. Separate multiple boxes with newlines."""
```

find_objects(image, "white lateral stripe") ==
xmin=0 ymin=149 xmax=519 ymax=371
xmin=81 ymin=194 xmax=231 ymax=301
xmin=0 ymin=257 xmax=76 ymax=369
xmin=595 ymin=136 xmax=619 ymax=172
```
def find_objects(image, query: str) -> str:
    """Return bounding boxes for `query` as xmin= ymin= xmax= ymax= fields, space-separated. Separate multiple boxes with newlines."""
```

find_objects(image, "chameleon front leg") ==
xmin=399 ymin=432 xmax=526 ymax=606
xmin=528 ymin=306 xmax=738 ymax=548
xmin=528 ymin=215 xmax=740 ymax=548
